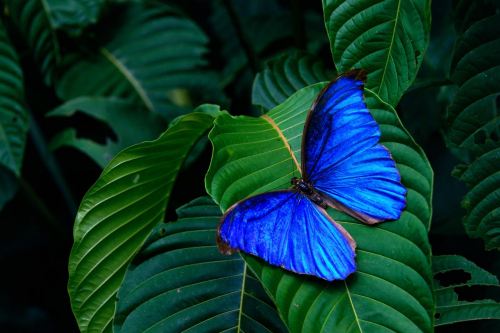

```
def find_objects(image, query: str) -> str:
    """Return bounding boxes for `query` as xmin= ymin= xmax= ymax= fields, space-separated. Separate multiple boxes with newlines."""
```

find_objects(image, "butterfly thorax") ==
xmin=291 ymin=177 xmax=327 ymax=209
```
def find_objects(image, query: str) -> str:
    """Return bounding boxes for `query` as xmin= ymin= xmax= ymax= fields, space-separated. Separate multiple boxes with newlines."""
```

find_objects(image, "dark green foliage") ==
xmin=433 ymin=255 xmax=500 ymax=325
xmin=47 ymin=97 xmax=166 ymax=167
xmin=56 ymin=2 xmax=224 ymax=120
xmin=0 ymin=19 xmax=28 ymax=209
xmin=0 ymin=1 xmax=499 ymax=332
xmin=444 ymin=2 xmax=500 ymax=250
xmin=115 ymin=197 xmax=287 ymax=333
xmin=68 ymin=111 xmax=218 ymax=332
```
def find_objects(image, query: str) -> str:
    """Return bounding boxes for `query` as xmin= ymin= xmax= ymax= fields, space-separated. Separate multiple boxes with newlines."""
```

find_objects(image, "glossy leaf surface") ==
xmin=114 ymin=197 xmax=287 ymax=333
xmin=68 ymin=112 xmax=217 ymax=333
xmin=252 ymin=52 xmax=332 ymax=112
xmin=322 ymin=0 xmax=431 ymax=106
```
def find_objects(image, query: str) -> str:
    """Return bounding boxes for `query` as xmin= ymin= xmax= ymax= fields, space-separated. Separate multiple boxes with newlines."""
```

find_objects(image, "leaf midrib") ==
xmin=377 ymin=0 xmax=401 ymax=96
xmin=345 ymin=281 xmax=363 ymax=333
xmin=39 ymin=0 xmax=61 ymax=61
xmin=100 ymin=47 xmax=155 ymax=111
xmin=262 ymin=114 xmax=301 ymax=173
xmin=237 ymin=264 xmax=247 ymax=333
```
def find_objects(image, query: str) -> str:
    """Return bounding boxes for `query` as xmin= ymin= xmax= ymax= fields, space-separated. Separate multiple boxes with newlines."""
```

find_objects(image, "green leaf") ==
xmin=433 ymin=255 xmax=500 ymax=326
xmin=47 ymin=97 xmax=166 ymax=167
xmin=68 ymin=111 xmax=218 ymax=333
xmin=445 ymin=10 xmax=500 ymax=250
xmin=57 ymin=2 xmax=224 ymax=120
xmin=459 ymin=149 xmax=500 ymax=249
xmin=5 ymin=0 xmax=59 ymax=84
xmin=210 ymin=0 xmax=293 ymax=87
xmin=44 ymin=0 xmax=105 ymax=37
xmin=252 ymin=52 xmax=332 ymax=112
xmin=114 ymin=197 xmax=288 ymax=333
xmin=453 ymin=0 xmax=499 ymax=34
xmin=206 ymin=83 xmax=434 ymax=332
xmin=0 ymin=19 xmax=29 ymax=209
xmin=322 ymin=0 xmax=431 ymax=106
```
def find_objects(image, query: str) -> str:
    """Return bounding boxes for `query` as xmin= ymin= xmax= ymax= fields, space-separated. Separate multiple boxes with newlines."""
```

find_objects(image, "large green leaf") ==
xmin=433 ymin=255 xmax=500 ymax=326
xmin=68 ymin=111 xmax=218 ymax=333
xmin=114 ymin=196 xmax=288 ymax=333
xmin=445 ymin=9 xmax=500 ymax=250
xmin=252 ymin=52 xmax=332 ymax=112
xmin=206 ymin=83 xmax=434 ymax=332
xmin=47 ymin=97 xmax=166 ymax=167
xmin=57 ymin=1 xmax=223 ymax=120
xmin=0 ymin=19 xmax=29 ymax=209
xmin=322 ymin=0 xmax=431 ymax=106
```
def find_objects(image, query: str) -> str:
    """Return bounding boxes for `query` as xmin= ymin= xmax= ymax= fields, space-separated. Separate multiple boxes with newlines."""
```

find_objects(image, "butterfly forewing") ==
xmin=302 ymin=71 xmax=407 ymax=223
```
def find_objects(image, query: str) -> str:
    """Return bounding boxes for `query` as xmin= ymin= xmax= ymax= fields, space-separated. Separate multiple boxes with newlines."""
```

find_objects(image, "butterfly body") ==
xmin=217 ymin=70 xmax=407 ymax=281
xmin=291 ymin=177 xmax=327 ymax=209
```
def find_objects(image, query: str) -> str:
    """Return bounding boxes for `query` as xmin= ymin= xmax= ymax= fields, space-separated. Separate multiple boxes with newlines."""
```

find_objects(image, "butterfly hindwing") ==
xmin=303 ymin=71 xmax=407 ymax=223
xmin=218 ymin=191 xmax=356 ymax=281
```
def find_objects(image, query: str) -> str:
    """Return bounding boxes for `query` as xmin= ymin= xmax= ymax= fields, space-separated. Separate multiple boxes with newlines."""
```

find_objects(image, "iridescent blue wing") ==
xmin=218 ymin=191 xmax=356 ymax=281
xmin=303 ymin=70 xmax=406 ymax=223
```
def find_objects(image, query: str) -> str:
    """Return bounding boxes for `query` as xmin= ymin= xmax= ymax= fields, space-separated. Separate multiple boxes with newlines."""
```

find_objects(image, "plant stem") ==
xmin=223 ymin=0 xmax=259 ymax=74
xmin=29 ymin=112 xmax=77 ymax=217
xmin=18 ymin=177 xmax=67 ymax=240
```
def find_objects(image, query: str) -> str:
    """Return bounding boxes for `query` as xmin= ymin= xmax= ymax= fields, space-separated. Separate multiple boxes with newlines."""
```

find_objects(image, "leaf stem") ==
xmin=18 ymin=177 xmax=67 ymax=239
xmin=29 ymin=112 xmax=77 ymax=217
xmin=223 ymin=0 xmax=259 ymax=74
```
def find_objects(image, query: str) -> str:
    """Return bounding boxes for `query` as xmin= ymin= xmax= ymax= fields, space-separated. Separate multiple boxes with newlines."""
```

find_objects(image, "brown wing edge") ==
xmin=301 ymin=69 xmax=368 ymax=180
xmin=320 ymin=144 xmax=408 ymax=225
xmin=316 ymin=206 xmax=357 ymax=252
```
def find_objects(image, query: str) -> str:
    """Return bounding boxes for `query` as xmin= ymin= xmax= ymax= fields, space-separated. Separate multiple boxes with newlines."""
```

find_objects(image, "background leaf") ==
xmin=433 ymin=255 xmax=500 ymax=326
xmin=206 ymin=83 xmax=434 ymax=332
xmin=44 ymin=0 xmax=105 ymax=37
xmin=56 ymin=1 xmax=224 ymax=121
xmin=444 ymin=6 xmax=500 ymax=250
xmin=210 ymin=0 xmax=293 ymax=88
xmin=68 ymin=111 xmax=218 ymax=333
xmin=5 ymin=0 xmax=62 ymax=84
xmin=47 ymin=97 xmax=166 ymax=167
xmin=0 ymin=19 xmax=29 ymax=209
xmin=322 ymin=0 xmax=431 ymax=106
xmin=114 ymin=196 xmax=288 ymax=333
xmin=252 ymin=52 xmax=332 ymax=112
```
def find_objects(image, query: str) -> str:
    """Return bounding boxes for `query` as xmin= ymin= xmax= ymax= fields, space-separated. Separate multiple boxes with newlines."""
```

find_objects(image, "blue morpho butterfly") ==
xmin=217 ymin=70 xmax=407 ymax=281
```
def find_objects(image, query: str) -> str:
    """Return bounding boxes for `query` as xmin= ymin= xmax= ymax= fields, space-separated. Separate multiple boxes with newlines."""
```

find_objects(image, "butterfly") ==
xmin=217 ymin=70 xmax=407 ymax=281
